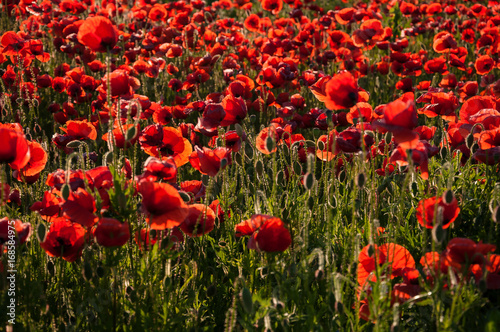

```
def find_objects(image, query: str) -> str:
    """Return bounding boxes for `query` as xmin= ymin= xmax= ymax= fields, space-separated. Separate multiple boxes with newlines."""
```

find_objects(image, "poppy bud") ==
xmin=356 ymin=172 xmax=365 ymax=188
xmin=432 ymin=223 xmax=445 ymax=244
xmin=37 ymin=222 xmax=46 ymax=243
xmin=240 ymin=287 xmax=253 ymax=314
xmin=465 ymin=133 xmax=474 ymax=149
xmin=255 ymin=160 xmax=264 ymax=178
xmin=47 ymin=261 xmax=55 ymax=277
xmin=304 ymin=172 xmax=314 ymax=190
xmin=443 ymin=190 xmax=454 ymax=205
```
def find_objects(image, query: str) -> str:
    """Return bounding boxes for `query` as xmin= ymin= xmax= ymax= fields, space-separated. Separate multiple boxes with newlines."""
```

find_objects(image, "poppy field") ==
xmin=2 ymin=0 xmax=500 ymax=330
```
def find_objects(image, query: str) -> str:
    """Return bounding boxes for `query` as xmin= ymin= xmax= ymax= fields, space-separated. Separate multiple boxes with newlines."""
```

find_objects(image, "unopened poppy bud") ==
xmin=356 ymin=172 xmax=365 ymax=188
xmin=234 ymin=153 xmax=243 ymax=166
xmin=265 ymin=135 xmax=276 ymax=154
xmin=367 ymin=244 xmax=375 ymax=257
xmin=432 ymin=223 xmax=445 ymax=244
xmin=255 ymin=160 xmax=264 ymax=178
xmin=307 ymin=196 xmax=314 ymax=210
xmin=83 ymin=262 xmax=93 ymax=281
xmin=315 ymin=269 xmax=324 ymax=280
xmin=304 ymin=172 xmax=314 ymax=190
xmin=466 ymin=133 xmax=474 ymax=149
xmin=61 ymin=183 xmax=70 ymax=200
xmin=443 ymin=190 xmax=454 ymax=205
xmin=96 ymin=265 xmax=105 ymax=278
xmin=335 ymin=301 xmax=343 ymax=313
xmin=206 ymin=284 xmax=217 ymax=297
xmin=384 ymin=131 xmax=392 ymax=143
xmin=37 ymin=222 xmax=47 ymax=243
xmin=293 ymin=161 xmax=302 ymax=175
xmin=240 ymin=287 xmax=253 ymax=314
xmin=470 ymin=142 xmax=479 ymax=154
xmin=235 ymin=123 xmax=245 ymax=139
xmin=440 ymin=146 xmax=448 ymax=159
xmin=125 ymin=126 xmax=137 ymax=141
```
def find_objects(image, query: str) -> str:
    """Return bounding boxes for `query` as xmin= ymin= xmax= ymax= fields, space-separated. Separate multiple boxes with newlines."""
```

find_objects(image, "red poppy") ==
xmin=416 ymin=196 xmax=460 ymax=229
xmin=13 ymin=140 xmax=48 ymax=183
xmin=139 ymin=181 xmax=189 ymax=230
xmin=256 ymin=125 xmax=280 ymax=155
xmin=235 ymin=214 xmax=291 ymax=252
xmin=209 ymin=199 xmax=230 ymax=223
xmin=0 ymin=123 xmax=30 ymax=170
xmin=60 ymin=120 xmax=97 ymax=141
xmin=318 ymin=72 xmax=359 ymax=111
xmin=372 ymin=95 xmax=419 ymax=149
xmin=180 ymin=204 xmax=216 ymax=237
xmin=141 ymin=157 xmax=177 ymax=183
xmin=30 ymin=191 xmax=62 ymax=221
xmin=357 ymin=243 xmax=416 ymax=287
xmin=220 ymin=95 xmax=247 ymax=127
xmin=433 ymin=31 xmax=457 ymax=53
xmin=139 ymin=125 xmax=192 ymax=167
xmin=180 ymin=180 xmax=206 ymax=203
xmin=475 ymin=55 xmax=495 ymax=75
xmin=261 ymin=0 xmax=282 ymax=15
xmin=93 ymin=218 xmax=130 ymax=247
xmin=60 ymin=188 xmax=98 ymax=228
xmin=244 ymin=14 xmax=261 ymax=32
xmin=102 ymin=122 xmax=140 ymax=149
xmin=189 ymin=146 xmax=232 ymax=177
xmin=442 ymin=238 xmax=496 ymax=271
xmin=77 ymin=16 xmax=118 ymax=53
xmin=416 ymin=91 xmax=458 ymax=121
xmin=40 ymin=217 xmax=86 ymax=262
xmin=0 ymin=218 xmax=31 ymax=248
xmin=478 ymin=128 xmax=500 ymax=150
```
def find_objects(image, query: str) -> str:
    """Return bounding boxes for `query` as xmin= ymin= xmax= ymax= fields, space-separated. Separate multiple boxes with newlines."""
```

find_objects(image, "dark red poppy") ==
xmin=93 ymin=218 xmax=130 ymax=247
xmin=139 ymin=181 xmax=189 ymax=230
xmin=0 ymin=123 xmax=30 ymax=170
xmin=442 ymin=238 xmax=496 ymax=272
xmin=30 ymin=191 xmax=62 ymax=221
xmin=189 ymin=146 xmax=232 ymax=177
xmin=40 ymin=217 xmax=86 ymax=262
xmin=475 ymin=55 xmax=495 ymax=75
xmin=209 ymin=199 xmax=230 ymax=223
xmin=77 ymin=16 xmax=118 ymax=53
xmin=416 ymin=196 xmax=460 ymax=229
xmin=433 ymin=31 xmax=457 ymax=53
xmin=220 ymin=95 xmax=247 ymax=126
xmin=139 ymin=125 xmax=192 ymax=167
xmin=180 ymin=204 xmax=216 ymax=237
xmin=0 ymin=218 xmax=31 ymax=248
xmin=141 ymin=157 xmax=177 ymax=183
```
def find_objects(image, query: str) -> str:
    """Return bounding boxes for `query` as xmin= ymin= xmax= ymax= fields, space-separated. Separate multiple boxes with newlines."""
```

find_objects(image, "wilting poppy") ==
xmin=77 ymin=16 xmax=118 ymax=53
xmin=180 ymin=204 xmax=216 ymax=237
xmin=93 ymin=218 xmax=130 ymax=247
xmin=40 ymin=217 xmax=86 ymax=262
xmin=0 ymin=123 xmax=30 ymax=170
xmin=189 ymin=146 xmax=232 ymax=176
xmin=139 ymin=181 xmax=189 ymax=230
xmin=416 ymin=196 xmax=460 ymax=229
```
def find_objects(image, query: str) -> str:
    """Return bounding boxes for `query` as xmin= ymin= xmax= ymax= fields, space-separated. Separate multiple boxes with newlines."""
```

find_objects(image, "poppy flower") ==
xmin=322 ymin=72 xmax=358 ymax=110
xmin=432 ymin=31 xmax=457 ymax=53
xmin=478 ymin=128 xmax=500 ymax=150
xmin=30 ymin=191 xmax=62 ymax=221
xmin=0 ymin=218 xmax=31 ymax=248
xmin=40 ymin=217 xmax=86 ymax=262
xmin=13 ymin=140 xmax=48 ymax=183
xmin=60 ymin=188 xmax=98 ymax=228
xmin=256 ymin=125 xmax=280 ymax=155
xmin=372 ymin=95 xmax=419 ymax=149
xmin=77 ymin=16 xmax=118 ymax=53
xmin=209 ymin=199 xmax=230 ymax=223
xmin=93 ymin=218 xmax=130 ymax=247
xmin=139 ymin=181 xmax=189 ymax=230
xmin=180 ymin=204 xmax=216 ymax=237
xmin=442 ymin=238 xmax=496 ymax=271
xmin=244 ymin=14 xmax=261 ymax=32
xmin=416 ymin=196 xmax=460 ymax=229
xmin=0 ymin=123 xmax=30 ymax=170
xmin=180 ymin=180 xmax=206 ymax=203
xmin=102 ymin=122 xmax=140 ymax=149
xmin=475 ymin=55 xmax=495 ymax=75
xmin=357 ymin=243 xmax=416 ymax=287
xmin=189 ymin=146 xmax=232 ymax=177
xmin=141 ymin=157 xmax=177 ymax=183
xmin=261 ymin=0 xmax=283 ymax=15
xmin=235 ymin=214 xmax=291 ymax=252
xmin=220 ymin=95 xmax=247 ymax=127
xmin=139 ymin=125 xmax=192 ymax=167
xmin=60 ymin=120 xmax=97 ymax=141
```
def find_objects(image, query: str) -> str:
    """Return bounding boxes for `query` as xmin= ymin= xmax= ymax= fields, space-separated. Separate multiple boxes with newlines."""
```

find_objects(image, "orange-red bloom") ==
xmin=77 ymin=16 xmax=118 ymax=53
xmin=93 ymin=218 xmax=130 ymax=247
xmin=189 ymin=146 xmax=231 ymax=176
xmin=261 ymin=0 xmax=282 ymax=15
xmin=40 ymin=217 xmax=86 ymax=262
xmin=0 ymin=123 xmax=30 ymax=170
xmin=317 ymin=72 xmax=359 ymax=110
xmin=180 ymin=204 xmax=216 ymax=237
xmin=139 ymin=181 xmax=189 ymax=230
xmin=416 ymin=196 xmax=460 ymax=229
xmin=235 ymin=214 xmax=291 ymax=252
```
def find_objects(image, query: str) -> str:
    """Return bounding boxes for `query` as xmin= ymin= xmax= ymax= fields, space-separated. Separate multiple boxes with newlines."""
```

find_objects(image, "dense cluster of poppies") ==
xmin=1 ymin=0 xmax=500 ymax=326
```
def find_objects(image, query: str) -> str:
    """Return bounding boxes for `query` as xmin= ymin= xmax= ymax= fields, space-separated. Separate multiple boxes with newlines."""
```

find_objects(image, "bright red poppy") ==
xmin=235 ymin=214 xmax=291 ymax=252
xmin=416 ymin=196 xmax=460 ymax=229
xmin=77 ymin=16 xmax=119 ymax=53
xmin=13 ymin=140 xmax=48 ymax=183
xmin=314 ymin=72 xmax=359 ymax=111
xmin=261 ymin=0 xmax=282 ymax=15
xmin=140 ymin=157 xmax=177 ymax=183
xmin=60 ymin=188 xmax=98 ymax=228
xmin=189 ymin=146 xmax=232 ymax=176
xmin=139 ymin=181 xmax=189 ymax=230
xmin=93 ymin=218 xmax=130 ymax=247
xmin=180 ymin=204 xmax=216 ymax=237
xmin=0 ymin=218 xmax=31 ymax=248
xmin=0 ymin=123 xmax=30 ymax=170
xmin=40 ymin=217 xmax=86 ymax=262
